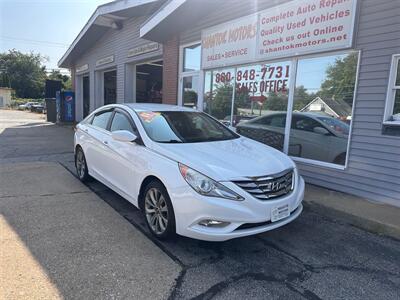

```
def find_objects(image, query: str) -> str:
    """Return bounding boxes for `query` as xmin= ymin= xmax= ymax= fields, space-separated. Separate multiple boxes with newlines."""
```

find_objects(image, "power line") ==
xmin=0 ymin=36 xmax=70 ymax=48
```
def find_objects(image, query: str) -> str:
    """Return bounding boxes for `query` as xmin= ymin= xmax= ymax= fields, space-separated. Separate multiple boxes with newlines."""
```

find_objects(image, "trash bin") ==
xmin=45 ymin=98 xmax=57 ymax=122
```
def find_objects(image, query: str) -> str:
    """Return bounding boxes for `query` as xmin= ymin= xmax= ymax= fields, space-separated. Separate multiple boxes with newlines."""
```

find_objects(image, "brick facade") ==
xmin=162 ymin=35 xmax=179 ymax=105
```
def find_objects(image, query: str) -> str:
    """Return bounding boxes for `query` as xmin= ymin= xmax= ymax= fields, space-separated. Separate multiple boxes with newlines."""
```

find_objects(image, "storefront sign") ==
xmin=96 ymin=55 xmax=114 ymax=67
xmin=128 ymin=42 xmax=159 ymax=57
xmin=235 ymin=61 xmax=291 ymax=96
xmin=256 ymin=0 xmax=357 ymax=60
xmin=201 ymin=0 xmax=357 ymax=68
xmin=201 ymin=14 xmax=258 ymax=69
xmin=76 ymin=64 xmax=88 ymax=73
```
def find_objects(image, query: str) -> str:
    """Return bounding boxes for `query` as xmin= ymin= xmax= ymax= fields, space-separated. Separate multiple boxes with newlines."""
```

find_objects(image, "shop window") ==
xmin=203 ymin=67 xmax=236 ymax=126
xmin=183 ymin=44 xmax=201 ymax=72
xmin=233 ymin=61 xmax=291 ymax=151
xmin=180 ymin=43 xmax=201 ymax=108
xmin=289 ymin=52 xmax=358 ymax=165
xmin=384 ymin=54 xmax=400 ymax=124
xmin=182 ymin=75 xmax=199 ymax=108
xmin=203 ymin=51 xmax=359 ymax=167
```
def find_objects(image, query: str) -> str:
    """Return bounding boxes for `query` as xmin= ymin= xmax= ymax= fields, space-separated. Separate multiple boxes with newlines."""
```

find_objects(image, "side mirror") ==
xmin=111 ymin=130 xmax=137 ymax=142
xmin=313 ymin=127 xmax=330 ymax=135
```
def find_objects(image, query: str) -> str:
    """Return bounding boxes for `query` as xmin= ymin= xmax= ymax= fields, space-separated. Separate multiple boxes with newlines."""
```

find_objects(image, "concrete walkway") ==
xmin=305 ymin=185 xmax=400 ymax=240
xmin=0 ymin=161 xmax=180 ymax=299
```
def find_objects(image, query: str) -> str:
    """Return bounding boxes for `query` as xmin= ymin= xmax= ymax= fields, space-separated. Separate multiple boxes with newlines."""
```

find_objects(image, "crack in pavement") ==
xmin=0 ymin=190 xmax=92 ymax=199
xmin=190 ymin=271 xmax=322 ymax=300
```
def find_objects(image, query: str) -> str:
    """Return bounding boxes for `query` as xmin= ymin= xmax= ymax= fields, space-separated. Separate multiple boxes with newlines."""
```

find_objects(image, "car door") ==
xmin=85 ymin=109 xmax=114 ymax=182
xmin=105 ymin=109 xmax=145 ymax=200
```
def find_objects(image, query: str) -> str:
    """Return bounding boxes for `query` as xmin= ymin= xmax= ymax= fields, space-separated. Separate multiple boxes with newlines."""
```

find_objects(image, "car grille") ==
xmin=233 ymin=169 xmax=294 ymax=200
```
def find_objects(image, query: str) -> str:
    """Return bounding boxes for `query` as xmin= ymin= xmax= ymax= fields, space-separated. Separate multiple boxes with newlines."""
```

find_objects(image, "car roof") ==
xmin=121 ymin=103 xmax=196 ymax=112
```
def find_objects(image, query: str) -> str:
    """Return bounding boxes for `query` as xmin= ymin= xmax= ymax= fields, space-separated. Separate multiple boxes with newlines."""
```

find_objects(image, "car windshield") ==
xmin=137 ymin=111 xmax=239 ymax=143
xmin=317 ymin=117 xmax=350 ymax=135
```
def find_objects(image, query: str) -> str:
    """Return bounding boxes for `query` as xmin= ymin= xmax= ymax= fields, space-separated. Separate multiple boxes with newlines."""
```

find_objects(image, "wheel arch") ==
xmin=138 ymin=175 xmax=167 ymax=211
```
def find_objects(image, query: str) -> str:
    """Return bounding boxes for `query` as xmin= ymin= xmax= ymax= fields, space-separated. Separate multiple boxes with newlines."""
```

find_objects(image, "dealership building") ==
xmin=59 ymin=0 xmax=400 ymax=206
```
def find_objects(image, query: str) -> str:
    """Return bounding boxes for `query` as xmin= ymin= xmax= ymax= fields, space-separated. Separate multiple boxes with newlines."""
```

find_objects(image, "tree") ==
xmin=47 ymin=70 xmax=72 ymax=90
xmin=205 ymin=83 xmax=234 ymax=119
xmin=0 ymin=49 xmax=47 ymax=98
xmin=318 ymin=52 xmax=358 ymax=106
xmin=293 ymin=85 xmax=316 ymax=111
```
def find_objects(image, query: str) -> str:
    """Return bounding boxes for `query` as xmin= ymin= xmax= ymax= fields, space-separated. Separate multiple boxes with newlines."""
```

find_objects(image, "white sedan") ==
xmin=74 ymin=104 xmax=304 ymax=241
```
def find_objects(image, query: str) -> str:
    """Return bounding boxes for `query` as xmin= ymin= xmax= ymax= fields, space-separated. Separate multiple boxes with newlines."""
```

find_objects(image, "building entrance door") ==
xmin=82 ymin=75 xmax=90 ymax=117
xmin=136 ymin=60 xmax=163 ymax=103
xmin=104 ymin=70 xmax=116 ymax=105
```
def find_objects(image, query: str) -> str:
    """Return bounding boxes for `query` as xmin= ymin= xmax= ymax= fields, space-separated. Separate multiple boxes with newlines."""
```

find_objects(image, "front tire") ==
xmin=75 ymin=147 xmax=90 ymax=182
xmin=143 ymin=181 xmax=176 ymax=240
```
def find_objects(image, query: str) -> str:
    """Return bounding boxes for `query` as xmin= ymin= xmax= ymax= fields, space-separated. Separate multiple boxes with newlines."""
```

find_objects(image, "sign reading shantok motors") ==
xmin=201 ymin=0 xmax=357 ymax=69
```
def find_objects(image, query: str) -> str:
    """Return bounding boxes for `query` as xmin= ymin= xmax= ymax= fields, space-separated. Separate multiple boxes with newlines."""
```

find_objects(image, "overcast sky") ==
xmin=0 ymin=0 xmax=110 ymax=71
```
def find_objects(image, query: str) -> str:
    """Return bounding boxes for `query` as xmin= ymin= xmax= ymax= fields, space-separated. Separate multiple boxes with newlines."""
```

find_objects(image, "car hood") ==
xmin=150 ymin=137 xmax=295 ymax=181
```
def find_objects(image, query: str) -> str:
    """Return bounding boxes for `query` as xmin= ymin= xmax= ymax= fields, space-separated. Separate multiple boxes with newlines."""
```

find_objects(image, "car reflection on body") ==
xmin=236 ymin=112 xmax=349 ymax=165
xmin=74 ymin=104 xmax=304 ymax=241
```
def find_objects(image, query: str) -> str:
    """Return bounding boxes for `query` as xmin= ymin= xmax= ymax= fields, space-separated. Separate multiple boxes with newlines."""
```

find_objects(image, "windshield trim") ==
xmin=135 ymin=110 xmax=240 ymax=144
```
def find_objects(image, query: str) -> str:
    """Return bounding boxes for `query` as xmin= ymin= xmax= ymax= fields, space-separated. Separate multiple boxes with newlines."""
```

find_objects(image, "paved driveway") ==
xmin=1 ymin=109 xmax=399 ymax=299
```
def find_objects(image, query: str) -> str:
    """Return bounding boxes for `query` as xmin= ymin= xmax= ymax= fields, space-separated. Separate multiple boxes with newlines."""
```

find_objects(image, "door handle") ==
xmin=103 ymin=140 xmax=108 ymax=145
xmin=84 ymin=128 xmax=88 ymax=133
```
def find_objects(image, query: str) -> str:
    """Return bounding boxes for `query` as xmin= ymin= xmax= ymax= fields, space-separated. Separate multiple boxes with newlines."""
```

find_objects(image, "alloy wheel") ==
xmin=76 ymin=150 xmax=86 ymax=179
xmin=145 ymin=188 xmax=169 ymax=235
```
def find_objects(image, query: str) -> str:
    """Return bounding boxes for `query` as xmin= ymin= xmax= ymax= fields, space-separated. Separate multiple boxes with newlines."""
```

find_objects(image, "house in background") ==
xmin=0 ymin=87 xmax=13 ymax=108
xmin=300 ymin=97 xmax=352 ymax=121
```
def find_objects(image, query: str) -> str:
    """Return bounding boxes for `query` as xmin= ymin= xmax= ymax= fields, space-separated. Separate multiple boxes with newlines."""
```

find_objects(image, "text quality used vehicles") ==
xmin=74 ymin=104 xmax=304 ymax=241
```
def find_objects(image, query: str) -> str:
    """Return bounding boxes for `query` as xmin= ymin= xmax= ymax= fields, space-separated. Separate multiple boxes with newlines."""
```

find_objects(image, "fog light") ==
xmin=198 ymin=219 xmax=230 ymax=228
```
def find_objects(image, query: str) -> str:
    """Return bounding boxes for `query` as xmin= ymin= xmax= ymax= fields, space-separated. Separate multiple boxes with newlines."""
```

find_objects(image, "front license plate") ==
xmin=271 ymin=204 xmax=290 ymax=222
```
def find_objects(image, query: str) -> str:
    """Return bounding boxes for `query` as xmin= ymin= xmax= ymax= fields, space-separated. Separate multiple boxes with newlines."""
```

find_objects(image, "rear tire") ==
xmin=75 ymin=147 xmax=90 ymax=182
xmin=143 ymin=180 xmax=176 ymax=240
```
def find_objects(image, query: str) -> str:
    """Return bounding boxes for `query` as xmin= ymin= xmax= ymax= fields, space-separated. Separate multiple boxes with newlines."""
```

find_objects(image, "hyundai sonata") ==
xmin=74 ymin=104 xmax=304 ymax=241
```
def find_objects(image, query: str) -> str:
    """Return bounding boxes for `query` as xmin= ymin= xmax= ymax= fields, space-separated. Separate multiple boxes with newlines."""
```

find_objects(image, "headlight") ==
xmin=178 ymin=163 xmax=244 ymax=201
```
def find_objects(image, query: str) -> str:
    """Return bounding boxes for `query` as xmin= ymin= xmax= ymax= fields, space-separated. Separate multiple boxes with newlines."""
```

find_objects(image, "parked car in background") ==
xmin=236 ymin=112 xmax=349 ymax=165
xmin=74 ymin=104 xmax=304 ymax=241
xmin=31 ymin=103 xmax=45 ymax=113
xmin=18 ymin=102 xmax=39 ymax=110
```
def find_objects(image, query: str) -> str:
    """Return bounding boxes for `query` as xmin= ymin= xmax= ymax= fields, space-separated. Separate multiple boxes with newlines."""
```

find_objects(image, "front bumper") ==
xmin=170 ymin=174 xmax=305 ymax=242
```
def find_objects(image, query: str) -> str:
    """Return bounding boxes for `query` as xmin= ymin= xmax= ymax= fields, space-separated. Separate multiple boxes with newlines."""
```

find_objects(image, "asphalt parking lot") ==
xmin=1 ymin=109 xmax=400 ymax=300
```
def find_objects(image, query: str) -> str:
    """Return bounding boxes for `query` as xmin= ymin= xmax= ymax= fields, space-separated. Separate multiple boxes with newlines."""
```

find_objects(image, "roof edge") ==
xmin=58 ymin=0 xmax=159 ymax=68
xmin=139 ymin=0 xmax=187 ymax=39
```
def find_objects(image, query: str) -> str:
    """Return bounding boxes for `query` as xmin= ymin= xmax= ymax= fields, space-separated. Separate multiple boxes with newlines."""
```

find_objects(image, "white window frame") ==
xmin=178 ymin=41 xmax=203 ymax=108
xmin=383 ymin=54 xmax=400 ymax=125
